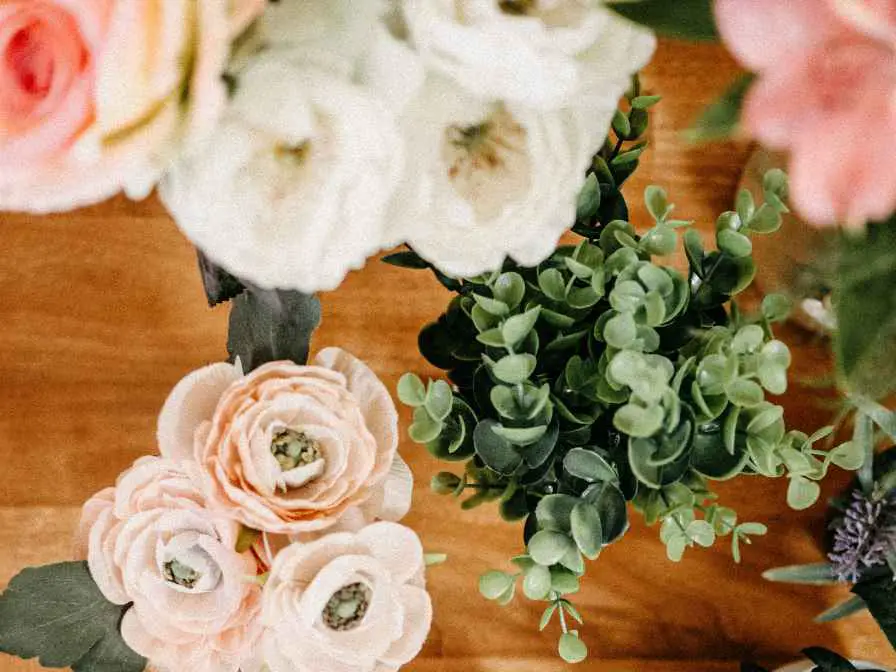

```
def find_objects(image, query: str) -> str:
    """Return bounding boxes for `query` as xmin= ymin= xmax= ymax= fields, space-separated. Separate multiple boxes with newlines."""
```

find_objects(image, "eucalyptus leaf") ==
xmin=558 ymin=633 xmax=588 ymax=664
xmin=571 ymin=502 xmax=603 ymax=560
xmin=492 ymin=354 xmax=537 ymax=384
xmin=563 ymin=448 xmax=618 ymax=483
xmin=523 ymin=564 xmax=552 ymax=600
xmin=397 ymin=373 xmax=427 ymax=407
xmin=528 ymin=530 xmax=575 ymax=566
xmin=474 ymin=420 xmax=522 ymax=474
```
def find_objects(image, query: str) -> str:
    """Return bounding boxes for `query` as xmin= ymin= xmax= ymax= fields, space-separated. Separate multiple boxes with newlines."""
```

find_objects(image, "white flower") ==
xmin=384 ymin=72 xmax=600 ymax=277
xmin=401 ymin=0 xmax=656 ymax=110
xmin=249 ymin=522 xmax=432 ymax=672
xmin=159 ymin=49 xmax=404 ymax=292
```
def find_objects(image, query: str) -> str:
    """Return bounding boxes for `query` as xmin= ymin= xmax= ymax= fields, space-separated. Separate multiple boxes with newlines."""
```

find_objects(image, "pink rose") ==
xmin=76 ymin=456 xmax=261 ymax=672
xmin=0 ymin=0 xmax=233 ymax=213
xmin=157 ymin=348 xmax=411 ymax=535
xmin=250 ymin=522 xmax=432 ymax=672
xmin=716 ymin=0 xmax=896 ymax=226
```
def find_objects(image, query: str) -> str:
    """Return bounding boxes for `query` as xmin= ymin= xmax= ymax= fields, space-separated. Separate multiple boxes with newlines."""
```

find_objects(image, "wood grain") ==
xmin=1 ymin=40 xmax=894 ymax=671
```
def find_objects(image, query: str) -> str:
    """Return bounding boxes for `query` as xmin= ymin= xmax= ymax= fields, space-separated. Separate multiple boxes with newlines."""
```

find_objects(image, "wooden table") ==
xmin=1 ymin=40 xmax=894 ymax=671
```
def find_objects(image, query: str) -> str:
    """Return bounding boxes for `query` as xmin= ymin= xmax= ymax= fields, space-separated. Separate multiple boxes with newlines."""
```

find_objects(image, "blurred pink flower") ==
xmin=76 ymin=456 xmax=261 ymax=672
xmin=0 ymin=0 xmax=234 ymax=213
xmin=716 ymin=0 xmax=896 ymax=226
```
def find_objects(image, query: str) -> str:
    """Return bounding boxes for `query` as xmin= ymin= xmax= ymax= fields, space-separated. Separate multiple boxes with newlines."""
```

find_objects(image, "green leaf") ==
xmin=0 ymin=562 xmax=145 ymax=672
xmin=425 ymin=379 xmax=453 ymax=421
xmin=852 ymin=396 xmax=896 ymax=442
xmin=227 ymin=289 xmax=321 ymax=371
xmin=787 ymin=476 xmax=821 ymax=510
xmin=604 ymin=312 xmax=638 ymax=349
xmin=571 ymin=502 xmax=603 ymax=560
xmin=473 ymin=293 xmax=510 ymax=317
xmin=492 ymin=354 xmax=537 ymax=384
xmin=558 ymin=633 xmax=588 ymax=664
xmin=196 ymin=250 xmax=246 ymax=307
xmin=492 ymin=272 xmax=526 ymax=309
xmin=726 ymin=379 xmax=765 ymax=407
xmin=835 ymin=223 xmax=896 ymax=399
xmin=717 ymin=229 xmax=753 ymax=258
xmin=853 ymin=574 xmax=896 ymax=648
xmin=607 ymin=0 xmax=717 ymax=40
xmin=523 ymin=564 xmax=553 ymax=600
xmin=685 ymin=520 xmax=716 ymax=547
xmin=750 ymin=203 xmax=783 ymax=234
xmin=815 ymin=595 xmax=867 ymax=623
xmin=686 ymin=74 xmax=756 ymax=142
xmin=409 ymin=407 xmax=444 ymax=444
xmin=397 ymin=373 xmax=427 ymax=407
xmin=584 ymin=482 xmax=629 ymax=544
xmin=536 ymin=494 xmax=579 ymax=533
xmin=828 ymin=441 xmax=867 ymax=471
xmin=491 ymin=423 xmax=547 ymax=446
xmin=550 ymin=567 xmax=581 ymax=595
xmin=612 ymin=109 xmax=632 ymax=138
xmin=563 ymin=449 xmax=617 ymax=483
xmin=528 ymin=531 xmax=574 ymax=566
xmin=473 ymin=420 xmax=521 ymax=475
xmin=761 ymin=563 xmax=839 ymax=586
xmin=381 ymin=249 xmax=430 ymax=270
xmin=502 ymin=307 xmax=542 ymax=348
xmin=577 ymin=173 xmax=602 ymax=222
xmin=538 ymin=268 xmax=568 ymax=302
xmin=632 ymin=95 xmax=662 ymax=110
xmin=614 ymin=403 xmax=664 ymax=438
xmin=479 ymin=571 xmax=515 ymax=600
xmin=540 ymin=603 xmax=558 ymax=631
xmin=761 ymin=294 xmax=792 ymax=322
xmin=684 ymin=228 xmax=705 ymax=276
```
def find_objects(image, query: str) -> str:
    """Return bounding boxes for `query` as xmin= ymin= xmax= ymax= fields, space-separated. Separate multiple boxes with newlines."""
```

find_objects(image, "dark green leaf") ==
xmin=607 ymin=0 xmax=718 ymax=41
xmin=473 ymin=420 xmax=522 ymax=475
xmin=227 ymin=289 xmax=321 ymax=371
xmin=196 ymin=250 xmax=245 ymax=307
xmin=801 ymin=647 xmax=858 ymax=672
xmin=381 ymin=249 xmax=430 ymax=270
xmin=571 ymin=502 xmax=603 ymax=560
xmin=853 ymin=574 xmax=896 ymax=648
xmin=0 ymin=562 xmax=145 ymax=672
xmin=815 ymin=595 xmax=867 ymax=623
xmin=583 ymin=482 xmax=629 ymax=544
xmin=563 ymin=449 xmax=618 ymax=483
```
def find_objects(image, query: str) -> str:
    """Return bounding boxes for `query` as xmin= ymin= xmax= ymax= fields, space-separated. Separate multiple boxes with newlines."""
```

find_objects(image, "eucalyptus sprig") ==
xmin=397 ymin=156 xmax=862 ymax=660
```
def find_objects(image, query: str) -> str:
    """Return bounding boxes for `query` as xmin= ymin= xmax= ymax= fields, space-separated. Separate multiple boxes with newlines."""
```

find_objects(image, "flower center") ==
xmin=322 ymin=582 xmax=372 ymax=631
xmin=271 ymin=429 xmax=323 ymax=472
xmin=274 ymin=141 xmax=311 ymax=167
xmin=163 ymin=558 xmax=202 ymax=590
xmin=498 ymin=0 xmax=537 ymax=15
xmin=442 ymin=105 xmax=532 ymax=220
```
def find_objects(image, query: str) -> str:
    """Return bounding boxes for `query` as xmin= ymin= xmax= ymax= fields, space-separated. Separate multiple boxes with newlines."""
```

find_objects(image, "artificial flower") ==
xmin=157 ymin=348 xmax=411 ymax=535
xmin=401 ymin=0 xmax=656 ymax=110
xmin=251 ymin=522 xmax=432 ymax=672
xmin=75 ymin=456 xmax=261 ymax=672
xmin=716 ymin=0 xmax=896 ymax=226
xmin=385 ymin=72 xmax=602 ymax=277
xmin=0 ymin=0 xmax=233 ymax=214
xmin=159 ymin=50 xmax=404 ymax=293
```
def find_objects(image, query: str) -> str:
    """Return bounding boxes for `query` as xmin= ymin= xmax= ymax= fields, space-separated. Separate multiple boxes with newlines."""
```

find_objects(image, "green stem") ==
xmin=855 ymin=412 xmax=875 ymax=495
xmin=552 ymin=593 xmax=569 ymax=634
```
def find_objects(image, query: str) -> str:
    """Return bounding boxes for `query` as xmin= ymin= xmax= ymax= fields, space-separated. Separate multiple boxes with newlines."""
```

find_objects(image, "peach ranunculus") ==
xmin=75 ymin=456 xmax=262 ymax=672
xmin=0 ymin=0 xmax=243 ymax=213
xmin=250 ymin=522 xmax=432 ymax=672
xmin=716 ymin=0 xmax=896 ymax=226
xmin=157 ymin=348 xmax=412 ymax=535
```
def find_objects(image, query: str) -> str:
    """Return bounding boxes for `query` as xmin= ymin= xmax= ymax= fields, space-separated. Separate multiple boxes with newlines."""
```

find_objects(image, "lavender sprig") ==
xmin=828 ymin=490 xmax=896 ymax=583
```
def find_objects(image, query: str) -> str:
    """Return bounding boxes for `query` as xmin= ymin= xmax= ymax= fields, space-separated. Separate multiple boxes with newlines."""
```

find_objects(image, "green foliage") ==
xmin=686 ymin=74 xmax=756 ymax=143
xmin=835 ymin=221 xmax=896 ymax=399
xmin=606 ymin=0 xmax=718 ymax=41
xmin=399 ymin=103 xmax=857 ymax=662
xmin=196 ymin=250 xmax=246 ymax=306
xmin=227 ymin=289 xmax=321 ymax=370
xmin=0 ymin=562 xmax=146 ymax=672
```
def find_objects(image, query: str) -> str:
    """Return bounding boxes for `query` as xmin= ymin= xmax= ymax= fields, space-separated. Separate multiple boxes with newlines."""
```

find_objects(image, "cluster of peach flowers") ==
xmin=76 ymin=348 xmax=431 ymax=672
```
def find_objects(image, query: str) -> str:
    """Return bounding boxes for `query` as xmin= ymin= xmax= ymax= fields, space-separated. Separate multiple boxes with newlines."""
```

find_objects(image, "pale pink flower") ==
xmin=75 ymin=456 xmax=261 ymax=672
xmin=0 ymin=0 xmax=232 ymax=213
xmin=716 ymin=0 xmax=896 ymax=226
xmin=157 ymin=348 xmax=412 ymax=535
xmin=250 ymin=522 xmax=432 ymax=672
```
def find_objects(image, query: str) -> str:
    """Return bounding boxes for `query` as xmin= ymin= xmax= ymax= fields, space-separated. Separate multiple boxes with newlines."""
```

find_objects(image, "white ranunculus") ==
xmin=159 ymin=50 xmax=404 ymax=292
xmin=384 ymin=72 xmax=601 ymax=277
xmin=250 ymin=522 xmax=432 ymax=672
xmin=401 ymin=0 xmax=657 ymax=110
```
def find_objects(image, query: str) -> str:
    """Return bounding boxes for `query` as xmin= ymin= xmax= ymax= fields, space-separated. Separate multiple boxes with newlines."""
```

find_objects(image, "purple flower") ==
xmin=828 ymin=490 xmax=896 ymax=583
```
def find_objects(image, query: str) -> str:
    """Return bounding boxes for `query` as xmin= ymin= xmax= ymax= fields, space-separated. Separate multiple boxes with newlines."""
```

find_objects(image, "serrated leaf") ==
xmin=0 ymin=562 xmax=145 ymax=672
xmin=227 ymin=290 xmax=321 ymax=371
